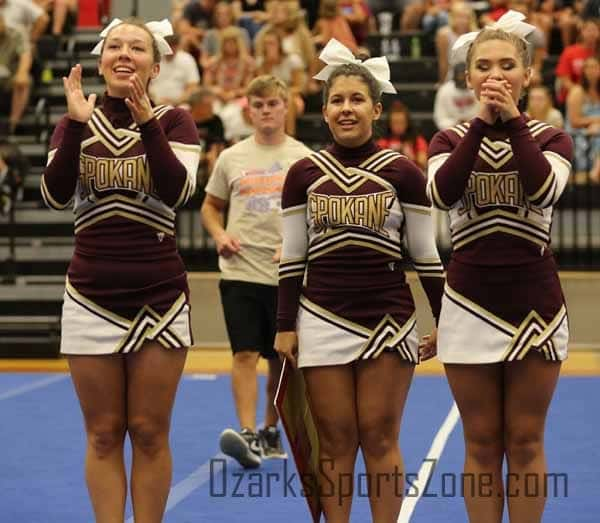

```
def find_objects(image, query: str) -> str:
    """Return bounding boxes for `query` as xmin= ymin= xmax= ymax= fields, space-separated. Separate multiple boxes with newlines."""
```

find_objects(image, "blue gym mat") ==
xmin=0 ymin=373 xmax=597 ymax=522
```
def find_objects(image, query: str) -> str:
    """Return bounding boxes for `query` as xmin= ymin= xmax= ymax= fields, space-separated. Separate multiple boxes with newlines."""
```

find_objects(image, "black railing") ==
xmin=176 ymin=138 xmax=600 ymax=272
xmin=553 ymin=136 xmax=599 ymax=268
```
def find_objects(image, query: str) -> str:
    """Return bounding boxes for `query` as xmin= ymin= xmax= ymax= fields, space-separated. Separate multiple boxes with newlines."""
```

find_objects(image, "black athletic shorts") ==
xmin=219 ymin=279 xmax=278 ymax=359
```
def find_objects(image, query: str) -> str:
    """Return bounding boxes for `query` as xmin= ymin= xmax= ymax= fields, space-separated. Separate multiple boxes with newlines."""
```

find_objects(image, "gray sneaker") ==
xmin=259 ymin=426 xmax=288 ymax=459
xmin=219 ymin=428 xmax=262 ymax=469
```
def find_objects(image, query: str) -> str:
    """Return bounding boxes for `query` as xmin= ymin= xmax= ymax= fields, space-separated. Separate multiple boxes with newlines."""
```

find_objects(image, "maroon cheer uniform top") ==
xmin=277 ymin=139 xmax=444 ymax=367
xmin=427 ymin=115 xmax=573 ymax=362
xmin=41 ymin=95 xmax=201 ymax=354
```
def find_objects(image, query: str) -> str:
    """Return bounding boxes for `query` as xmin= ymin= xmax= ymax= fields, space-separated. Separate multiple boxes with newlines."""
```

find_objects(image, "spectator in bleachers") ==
xmin=436 ymin=1 xmax=478 ymax=83
xmin=480 ymin=0 xmax=511 ymax=24
xmin=401 ymin=0 xmax=451 ymax=33
xmin=510 ymin=0 xmax=547 ymax=86
xmin=149 ymin=34 xmax=200 ymax=107
xmin=204 ymin=26 xmax=255 ymax=138
xmin=0 ymin=13 xmax=32 ymax=134
xmin=171 ymin=0 xmax=188 ymax=23
xmin=0 ymin=0 xmax=48 ymax=46
xmin=255 ymin=27 xmax=306 ymax=135
xmin=377 ymin=101 xmax=428 ymax=170
xmin=422 ymin=0 xmax=452 ymax=35
xmin=433 ymin=62 xmax=479 ymax=130
xmin=189 ymin=87 xmax=225 ymax=183
xmin=401 ymin=0 xmax=427 ymax=31
xmin=312 ymin=0 xmax=358 ymax=52
xmin=566 ymin=55 xmax=600 ymax=173
xmin=232 ymin=0 xmax=270 ymax=40
xmin=555 ymin=18 xmax=600 ymax=104
xmin=526 ymin=85 xmax=564 ymax=127
xmin=556 ymin=0 xmax=585 ymax=47
xmin=204 ymin=26 xmax=255 ymax=105
xmin=1 ymin=0 xmax=48 ymax=93
xmin=176 ymin=0 xmax=216 ymax=57
xmin=34 ymin=0 xmax=77 ymax=37
xmin=200 ymin=1 xmax=251 ymax=71
xmin=254 ymin=1 xmax=316 ymax=72
xmin=0 ymin=132 xmax=28 ymax=216
xmin=338 ymin=0 xmax=373 ymax=46
xmin=518 ymin=0 xmax=553 ymax=50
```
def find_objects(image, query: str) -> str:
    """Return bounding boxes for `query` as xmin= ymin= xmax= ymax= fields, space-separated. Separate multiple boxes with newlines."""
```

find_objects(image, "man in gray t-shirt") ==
xmin=201 ymin=75 xmax=312 ymax=468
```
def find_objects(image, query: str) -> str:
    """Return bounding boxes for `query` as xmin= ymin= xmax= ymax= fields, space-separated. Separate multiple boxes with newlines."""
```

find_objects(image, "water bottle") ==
xmin=41 ymin=66 xmax=54 ymax=84
xmin=377 ymin=12 xmax=393 ymax=36
xmin=410 ymin=36 xmax=421 ymax=59
xmin=381 ymin=38 xmax=391 ymax=56
xmin=391 ymin=39 xmax=401 ymax=59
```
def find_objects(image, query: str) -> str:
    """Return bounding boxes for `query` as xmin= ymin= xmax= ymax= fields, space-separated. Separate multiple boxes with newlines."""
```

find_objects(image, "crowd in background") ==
xmin=0 ymin=0 xmax=599 ymax=185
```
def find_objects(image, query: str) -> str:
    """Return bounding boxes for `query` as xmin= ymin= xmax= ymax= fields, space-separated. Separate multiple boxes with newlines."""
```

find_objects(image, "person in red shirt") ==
xmin=555 ymin=18 xmax=600 ymax=104
xmin=377 ymin=101 xmax=428 ymax=171
xmin=480 ymin=0 xmax=510 ymax=24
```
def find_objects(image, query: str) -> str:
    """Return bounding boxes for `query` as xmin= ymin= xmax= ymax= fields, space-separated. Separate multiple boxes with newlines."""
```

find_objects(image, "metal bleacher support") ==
xmin=0 ymin=316 xmax=61 ymax=358
xmin=0 ymin=30 xmax=103 ymax=358
xmin=0 ymin=283 xmax=62 ymax=358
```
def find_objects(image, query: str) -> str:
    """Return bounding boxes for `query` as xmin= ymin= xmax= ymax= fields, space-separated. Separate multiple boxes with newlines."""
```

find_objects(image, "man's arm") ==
xmin=200 ymin=193 xmax=241 ymax=258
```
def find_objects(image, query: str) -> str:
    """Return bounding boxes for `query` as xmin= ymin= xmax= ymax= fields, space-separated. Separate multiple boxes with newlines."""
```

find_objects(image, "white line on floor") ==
xmin=186 ymin=374 xmax=218 ymax=381
xmin=167 ymin=453 xmax=234 ymax=511
xmin=397 ymin=402 xmax=460 ymax=522
xmin=0 ymin=374 xmax=68 ymax=401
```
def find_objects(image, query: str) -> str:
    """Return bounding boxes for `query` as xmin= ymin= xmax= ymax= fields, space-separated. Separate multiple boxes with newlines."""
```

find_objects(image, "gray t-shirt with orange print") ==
xmin=205 ymin=135 xmax=312 ymax=286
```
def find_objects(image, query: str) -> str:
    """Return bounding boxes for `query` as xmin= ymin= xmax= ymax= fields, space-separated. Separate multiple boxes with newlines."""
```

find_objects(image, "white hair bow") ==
xmin=91 ymin=18 xmax=173 ymax=57
xmin=313 ymin=38 xmax=397 ymax=94
xmin=452 ymin=10 xmax=536 ymax=54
